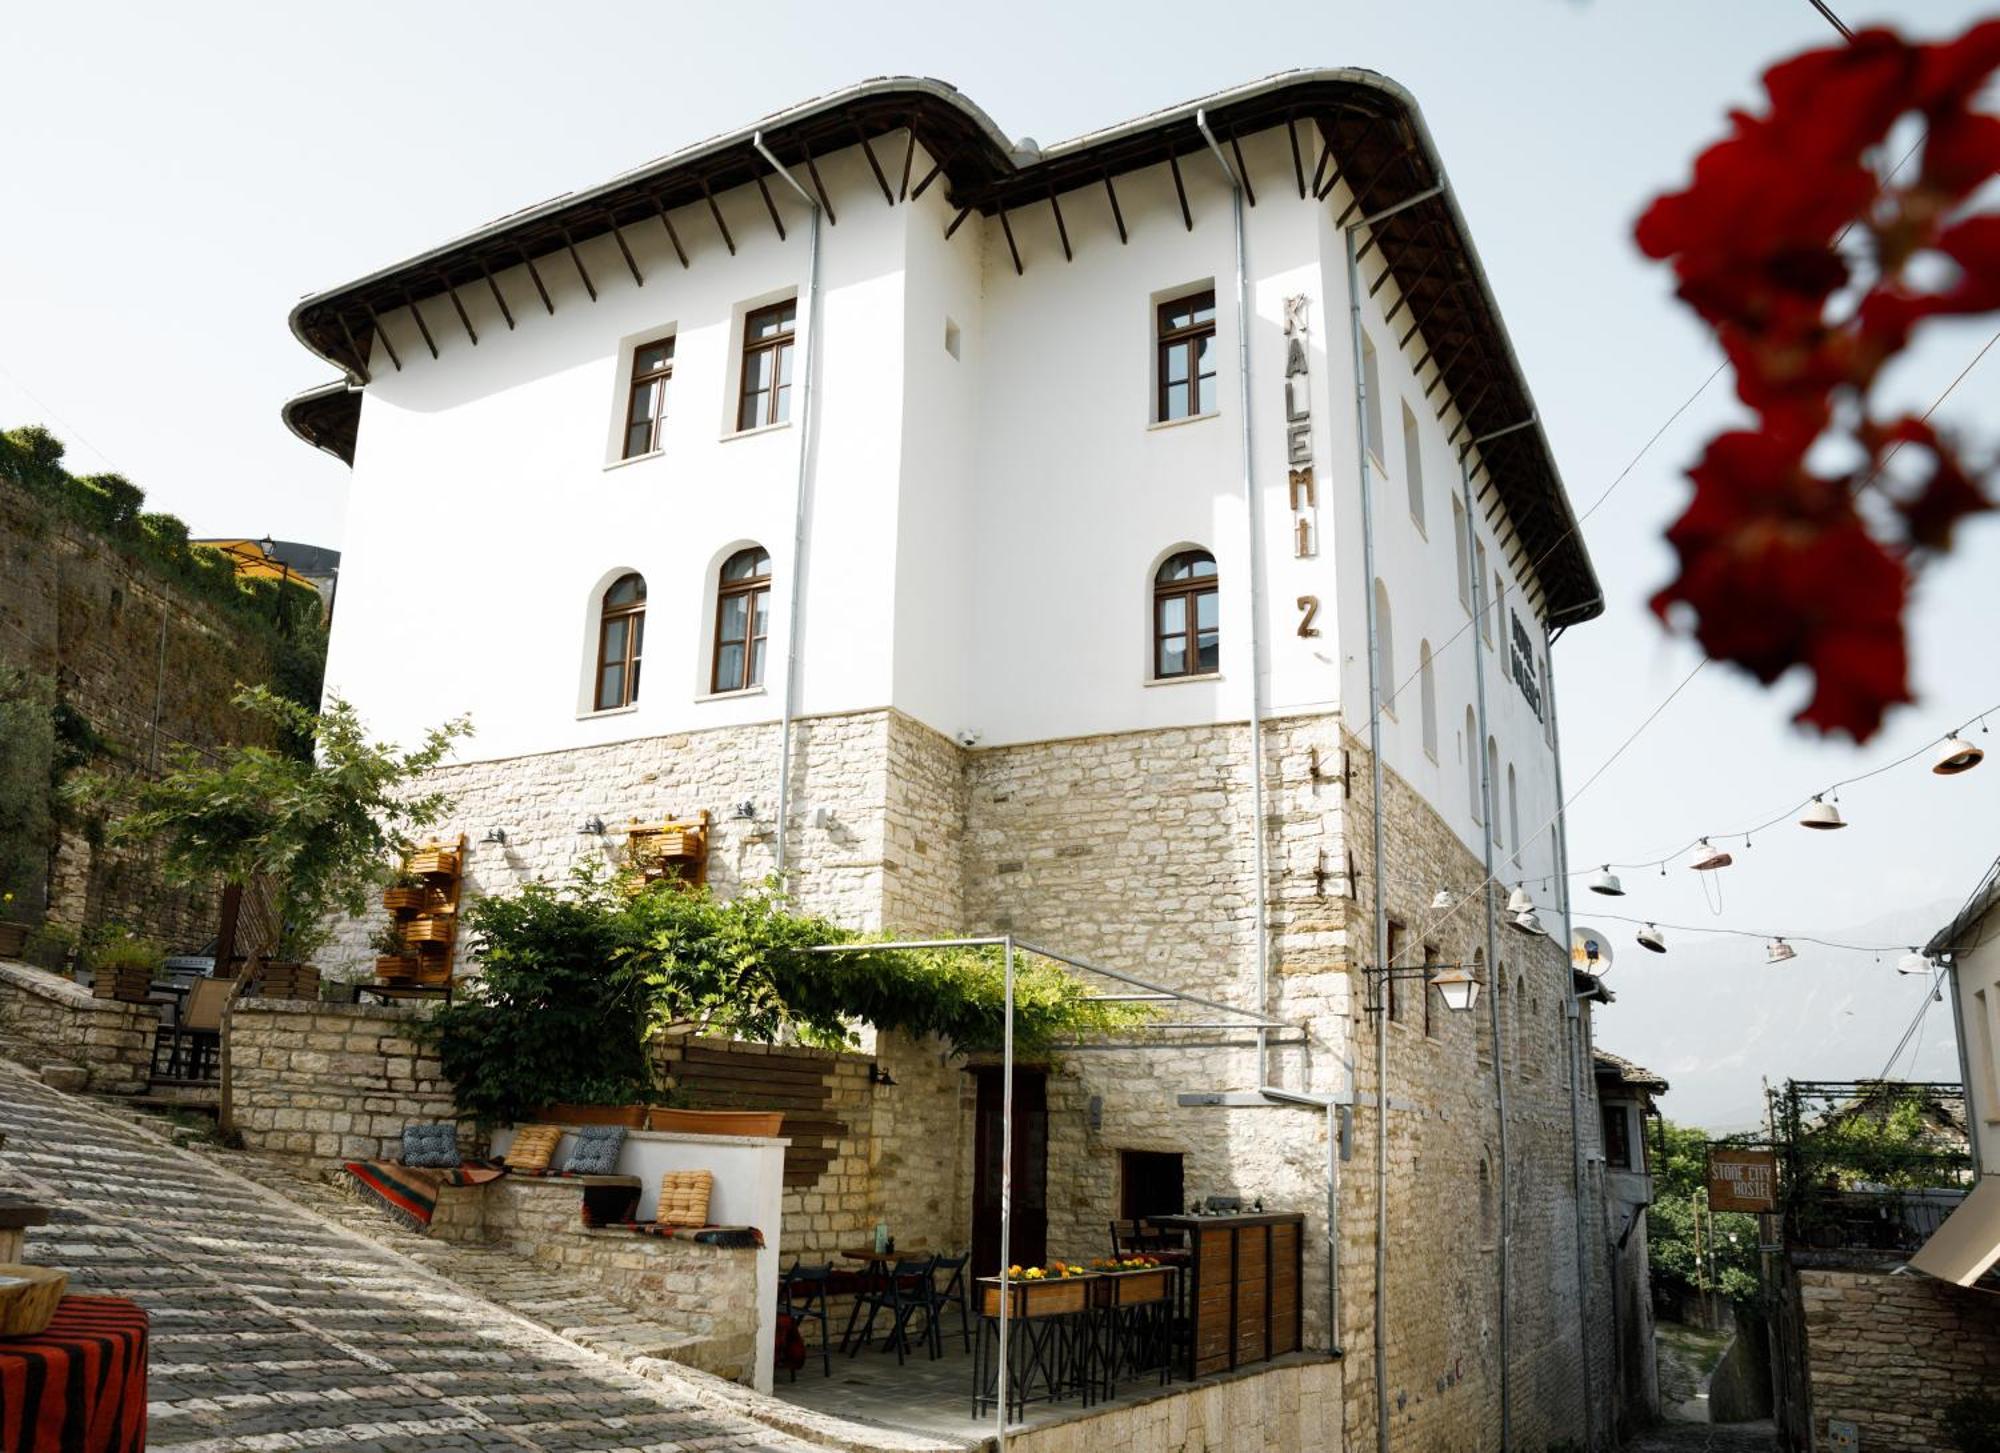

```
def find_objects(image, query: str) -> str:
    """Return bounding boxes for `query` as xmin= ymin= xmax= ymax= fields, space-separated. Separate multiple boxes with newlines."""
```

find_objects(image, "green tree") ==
xmin=83 ymin=688 xmax=471 ymax=960
xmin=1649 ymin=1119 xmax=1762 ymax=1305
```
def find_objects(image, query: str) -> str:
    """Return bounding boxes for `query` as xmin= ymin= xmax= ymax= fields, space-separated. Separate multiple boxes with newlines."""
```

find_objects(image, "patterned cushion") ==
xmin=504 ymin=1123 xmax=563 ymax=1173
xmin=561 ymin=1124 xmax=627 ymax=1176
xmin=401 ymin=1122 xmax=461 ymax=1168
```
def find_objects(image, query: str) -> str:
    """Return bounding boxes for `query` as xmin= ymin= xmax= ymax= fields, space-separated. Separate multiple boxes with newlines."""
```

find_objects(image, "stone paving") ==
xmin=1620 ymin=1419 xmax=1777 ymax=1452
xmin=0 ymin=1063 xmax=848 ymax=1453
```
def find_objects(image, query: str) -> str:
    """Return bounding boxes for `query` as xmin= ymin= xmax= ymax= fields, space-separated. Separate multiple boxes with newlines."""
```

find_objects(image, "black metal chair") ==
xmin=927 ymin=1251 xmax=973 ymax=1353
xmin=779 ymin=1261 xmax=833 ymax=1378
xmin=847 ymin=1253 xmax=939 ymax=1364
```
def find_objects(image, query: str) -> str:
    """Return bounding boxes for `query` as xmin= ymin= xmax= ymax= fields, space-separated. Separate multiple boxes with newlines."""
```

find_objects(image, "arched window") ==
xmin=1507 ymin=764 xmax=1521 ymax=862
xmin=1486 ymin=737 xmax=1501 ymax=844
xmin=1466 ymin=707 xmax=1482 ymax=823
xmin=594 ymin=573 xmax=646 ymax=711
xmin=1154 ymin=550 xmax=1218 ymax=679
xmin=712 ymin=547 xmax=772 ymax=694
xmin=1373 ymin=579 xmax=1396 ymax=718
xmin=1402 ymin=401 xmax=1425 ymax=531
xmin=1419 ymin=641 xmax=1438 ymax=761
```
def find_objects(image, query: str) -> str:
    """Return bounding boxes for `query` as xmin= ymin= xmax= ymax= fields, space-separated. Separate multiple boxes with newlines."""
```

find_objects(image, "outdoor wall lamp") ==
xmin=577 ymin=815 xmax=606 ymax=836
xmin=731 ymin=801 xmax=758 ymax=821
xmin=481 ymin=828 xmax=507 ymax=845
xmin=867 ymin=1062 xmax=897 ymax=1087
xmin=1361 ymin=964 xmax=1479 ymax=1015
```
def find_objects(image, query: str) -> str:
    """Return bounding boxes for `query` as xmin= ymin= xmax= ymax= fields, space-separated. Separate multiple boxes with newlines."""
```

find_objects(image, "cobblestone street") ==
xmin=0 ymin=1066 xmax=842 ymax=1453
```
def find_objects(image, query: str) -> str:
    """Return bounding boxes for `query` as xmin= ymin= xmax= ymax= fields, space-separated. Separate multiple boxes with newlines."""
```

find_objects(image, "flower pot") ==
xmin=537 ymin=1103 xmax=648 ymax=1128
xmin=406 ymin=849 xmax=459 ymax=878
xmin=382 ymin=886 xmax=428 ymax=913
xmin=979 ymin=1274 xmax=1093 ymax=1319
xmin=645 ymin=1107 xmax=784 ymax=1137
xmin=403 ymin=916 xmax=454 ymax=945
xmin=376 ymin=955 xmax=419 ymax=981
xmin=0 ymin=922 xmax=28 ymax=959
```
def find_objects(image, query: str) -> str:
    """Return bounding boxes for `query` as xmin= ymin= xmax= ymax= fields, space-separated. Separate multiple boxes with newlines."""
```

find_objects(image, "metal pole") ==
xmin=1196 ymin=109 xmax=1271 ymax=1080
xmin=1948 ymin=966 xmax=1982 ymax=1179
xmin=1464 ymin=448 xmax=1512 ymax=1450
xmin=1545 ymin=624 xmax=1599 ymax=1450
xmin=1344 ymin=221 xmax=1393 ymax=1453
xmin=753 ymin=130 xmax=820 ymax=882
xmin=996 ymin=934 xmax=1015 ymax=1451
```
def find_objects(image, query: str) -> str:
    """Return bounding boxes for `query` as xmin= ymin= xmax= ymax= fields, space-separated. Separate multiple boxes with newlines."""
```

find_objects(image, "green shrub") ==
xmin=1944 ymin=1391 xmax=2000 ymax=1453
xmin=92 ymin=931 xmax=163 ymax=974
xmin=22 ymin=921 xmax=75 ymax=971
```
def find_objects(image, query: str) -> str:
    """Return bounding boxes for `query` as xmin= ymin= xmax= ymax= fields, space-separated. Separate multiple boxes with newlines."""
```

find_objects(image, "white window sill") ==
xmin=579 ymin=703 xmax=640 ymax=721
xmin=603 ymin=449 xmax=665 ymax=474
xmin=722 ymin=420 xmax=792 ymax=444
xmin=697 ymin=685 xmax=769 ymax=703
xmin=1144 ymin=672 xmax=1222 ymax=688
xmin=1147 ymin=411 xmax=1219 ymax=433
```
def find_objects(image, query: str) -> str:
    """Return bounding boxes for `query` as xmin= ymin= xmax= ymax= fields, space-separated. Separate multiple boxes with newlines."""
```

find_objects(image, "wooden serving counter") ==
xmin=1148 ymin=1213 xmax=1302 ymax=1377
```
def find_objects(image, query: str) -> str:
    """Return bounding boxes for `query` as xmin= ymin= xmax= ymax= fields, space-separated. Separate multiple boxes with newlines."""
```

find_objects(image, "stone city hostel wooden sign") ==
xmin=1705 ymin=1147 xmax=1777 ymax=1213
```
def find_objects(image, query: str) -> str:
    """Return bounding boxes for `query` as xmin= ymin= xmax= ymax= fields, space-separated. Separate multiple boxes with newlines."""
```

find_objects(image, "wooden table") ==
xmin=1146 ymin=1213 xmax=1302 ymax=1378
xmin=0 ymin=1294 xmax=148 ymax=1451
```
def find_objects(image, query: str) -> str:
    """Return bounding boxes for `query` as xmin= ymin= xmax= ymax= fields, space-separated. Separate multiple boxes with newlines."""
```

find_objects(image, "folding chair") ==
xmin=927 ymin=1251 xmax=973 ymax=1354
xmin=780 ymin=1262 xmax=834 ymax=1378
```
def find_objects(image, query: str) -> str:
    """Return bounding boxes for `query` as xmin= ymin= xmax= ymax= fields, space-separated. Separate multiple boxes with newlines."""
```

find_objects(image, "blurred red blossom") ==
xmin=1636 ymin=18 xmax=2000 ymax=740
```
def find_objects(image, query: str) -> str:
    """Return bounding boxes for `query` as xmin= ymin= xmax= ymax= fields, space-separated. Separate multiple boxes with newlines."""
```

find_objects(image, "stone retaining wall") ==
xmin=1795 ymin=1256 xmax=2000 ymax=1450
xmin=228 ymin=999 xmax=459 ymax=1161
xmin=1001 ymin=1355 xmax=1343 ymax=1453
xmin=432 ymin=1176 xmax=758 ymax=1384
xmin=0 ymin=960 xmax=156 ymax=1093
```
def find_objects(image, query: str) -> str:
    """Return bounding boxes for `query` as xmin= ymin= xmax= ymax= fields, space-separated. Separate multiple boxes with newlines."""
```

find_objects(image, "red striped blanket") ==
xmin=340 ymin=1159 xmax=505 ymax=1229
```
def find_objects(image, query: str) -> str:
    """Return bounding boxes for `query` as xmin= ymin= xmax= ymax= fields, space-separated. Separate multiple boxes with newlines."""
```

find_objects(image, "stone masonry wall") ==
xmin=0 ymin=960 xmax=157 ymax=1093
xmin=229 ymin=999 xmax=459 ymax=1161
xmin=0 ymin=477 xmax=291 ymax=944
xmin=1796 ymin=1258 xmax=2000 ymax=1451
xmin=1003 ymin=1355 xmax=1343 ymax=1453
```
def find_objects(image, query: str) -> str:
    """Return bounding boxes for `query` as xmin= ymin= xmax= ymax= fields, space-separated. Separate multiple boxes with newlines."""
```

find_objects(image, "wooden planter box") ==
xmin=0 ymin=922 xmax=28 ymax=959
xmin=1091 ymin=1267 xmax=1173 ymax=1307
xmin=645 ymin=1107 xmax=784 ymax=1137
xmin=414 ymin=961 xmax=452 ymax=987
xmin=537 ymin=1103 xmax=648 ymax=1128
xmin=91 ymin=969 xmax=153 ymax=1003
xmin=403 ymin=916 xmax=454 ymax=945
xmin=375 ymin=955 xmax=419 ymax=981
xmin=406 ymin=849 xmax=459 ymax=878
xmin=382 ymin=886 xmax=428 ymax=912
xmin=979 ymin=1275 xmax=1094 ymax=1319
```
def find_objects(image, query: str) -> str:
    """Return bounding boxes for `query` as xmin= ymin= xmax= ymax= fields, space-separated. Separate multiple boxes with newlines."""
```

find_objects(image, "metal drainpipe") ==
xmin=1463 ymin=441 xmax=1511 ymax=1452
xmin=1196 ymin=111 xmax=1271 ymax=1079
xmin=1544 ymin=625 xmax=1598 ymax=1450
xmin=1949 ymin=966 xmax=1982 ymax=1180
xmin=753 ymin=130 xmax=821 ymax=880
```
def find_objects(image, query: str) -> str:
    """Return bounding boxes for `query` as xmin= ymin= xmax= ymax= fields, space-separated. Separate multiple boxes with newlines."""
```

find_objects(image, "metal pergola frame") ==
xmin=808 ymin=933 xmax=1300 ymax=1450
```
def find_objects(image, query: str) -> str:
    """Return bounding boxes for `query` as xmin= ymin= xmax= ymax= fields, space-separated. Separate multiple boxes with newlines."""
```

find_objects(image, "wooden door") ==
xmin=972 ymin=1067 xmax=1047 ymax=1275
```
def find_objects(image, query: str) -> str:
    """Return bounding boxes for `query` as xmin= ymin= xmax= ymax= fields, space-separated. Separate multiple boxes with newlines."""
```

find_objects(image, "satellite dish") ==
xmin=1571 ymin=925 xmax=1614 ymax=976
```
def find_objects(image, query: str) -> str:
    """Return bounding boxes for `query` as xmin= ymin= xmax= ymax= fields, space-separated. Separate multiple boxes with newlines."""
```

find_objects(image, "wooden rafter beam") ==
xmin=699 ymin=181 xmax=736 ymax=256
xmin=652 ymin=198 xmax=690 ymax=268
xmin=521 ymin=250 xmax=555 ymax=314
xmin=404 ymin=293 xmax=439 ymax=359
xmin=1103 ymin=173 xmax=1128 ymax=244
xmin=605 ymin=211 xmax=644 ymax=287
xmin=480 ymin=262 xmax=516 ymax=331
xmin=440 ymin=275 xmax=478 ymax=345
xmin=857 ymin=128 xmax=894 ymax=205
xmin=558 ymin=228 xmax=597 ymax=301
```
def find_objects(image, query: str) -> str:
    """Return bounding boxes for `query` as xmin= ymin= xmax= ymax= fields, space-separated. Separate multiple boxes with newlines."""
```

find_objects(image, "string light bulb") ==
xmin=1799 ymin=796 xmax=1846 ymax=830
xmin=1506 ymin=886 xmax=1536 ymax=915
xmin=1690 ymin=838 xmax=1734 ymax=870
xmin=1637 ymin=924 xmax=1667 ymax=954
xmin=1895 ymin=950 xmax=1929 ymax=976
xmin=1932 ymin=735 xmax=1984 ymax=775
xmin=1589 ymin=867 xmax=1625 ymax=897
xmin=1765 ymin=938 xmax=1796 ymax=965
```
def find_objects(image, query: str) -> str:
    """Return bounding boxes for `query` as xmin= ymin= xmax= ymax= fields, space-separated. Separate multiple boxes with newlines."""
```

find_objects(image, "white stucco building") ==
xmin=286 ymin=71 xmax=1626 ymax=1449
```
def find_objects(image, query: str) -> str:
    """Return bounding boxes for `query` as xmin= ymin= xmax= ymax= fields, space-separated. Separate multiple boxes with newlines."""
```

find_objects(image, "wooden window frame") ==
xmin=1152 ymin=550 xmax=1219 ymax=680
xmin=736 ymin=301 xmax=796 ymax=432
xmin=711 ymin=548 xmax=772 ymax=694
xmin=622 ymin=337 xmax=675 ymax=459
xmin=1156 ymin=290 xmax=1217 ymax=423
xmin=594 ymin=574 xmax=646 ymax=711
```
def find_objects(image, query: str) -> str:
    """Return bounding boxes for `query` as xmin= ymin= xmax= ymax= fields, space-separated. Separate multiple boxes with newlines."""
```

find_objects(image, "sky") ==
xmin=4 ymin=0 xmax=1996 ymax=1122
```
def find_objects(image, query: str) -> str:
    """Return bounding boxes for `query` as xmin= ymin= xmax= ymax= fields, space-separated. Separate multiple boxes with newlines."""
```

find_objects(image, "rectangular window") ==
xmin=622 ymin=337 xmax=674 ymax=459
xmin=1453 ymin=497 xmax=1471 ymax=611
xmin=1402 ymin=401 xmax=1425 ymax=532
xmin=1602 ymin=1104 xmax=1632 ymax=1170
xmin=1361 ymin=331 xmax=1385 ymax=463
xmin=737 ymin=300 xmax=796 ymax=431
xmin=1386 ymin=920 xmax=1407 ymax=1024
xmin=1118 ymin=1150 xmax=1185 ymax=1221
xmin=1156 ymin=290 xmax=1217 ymax=422
xmin=1423 ymin=944 xmax=1440 ymax=1038
xmin=1475 ymin=538 xmax=1492 ymax=643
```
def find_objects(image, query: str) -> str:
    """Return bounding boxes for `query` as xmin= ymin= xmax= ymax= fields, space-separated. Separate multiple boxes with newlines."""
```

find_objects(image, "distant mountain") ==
xmin=1579 ymin=900 xmax=1963 ymax=1134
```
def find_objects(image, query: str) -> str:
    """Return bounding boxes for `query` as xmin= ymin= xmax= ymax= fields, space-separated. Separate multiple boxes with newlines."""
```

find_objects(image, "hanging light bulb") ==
xmin=1589 ymin=867 xmax=1625 ymax=897
xmin=1690 ymin=838 xmax=1734 ymax=871
xmin=1511 ymin=908 xmax=1544 ymax=936
xmin=1933 ymin=735 xmax=1984 ymax=775
xmin=1431 ymin=889 xmax=1457 ymax=911
xmin=1896 ymin=950 xmax=1929 ymax=976
xmin=1637 ymin=924 xmax=1667 ymax=954
xmin=1765 ymin=938 xmax=1796 ymax=965
xmin=1799 ymin=796 xmax=1846 ymax=830
xmin=1506 ymin=885 xmax=1536 ymax=915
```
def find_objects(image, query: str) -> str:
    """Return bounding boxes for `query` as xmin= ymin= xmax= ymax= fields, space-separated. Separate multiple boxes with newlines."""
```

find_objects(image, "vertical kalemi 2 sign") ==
xmin=1285 ymin=295 xmax=1322 ymax=640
